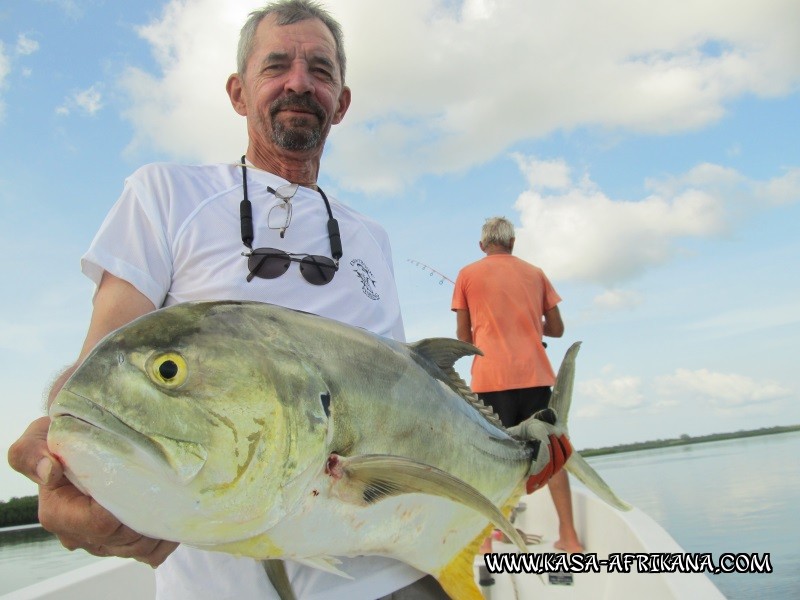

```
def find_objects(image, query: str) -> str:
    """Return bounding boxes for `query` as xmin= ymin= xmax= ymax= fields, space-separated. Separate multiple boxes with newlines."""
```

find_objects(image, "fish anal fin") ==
xmin=208 ymin=531 xmax=283 ymax=559
xmin=436 ymin=523 xmax=493 ymax=600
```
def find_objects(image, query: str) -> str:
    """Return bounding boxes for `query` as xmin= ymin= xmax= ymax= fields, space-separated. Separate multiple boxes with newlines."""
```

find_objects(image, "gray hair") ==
xmin=481 ymin=217 xmax=515 ymax=250
xmin=237 ymin=0 xmax=346 ymax=84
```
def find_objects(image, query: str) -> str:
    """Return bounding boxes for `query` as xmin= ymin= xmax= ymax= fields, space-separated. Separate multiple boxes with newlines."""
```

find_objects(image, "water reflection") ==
xmin=0 ymin=525 xmax=102 ymax=594
xmin=587 ymin=432 xmax=800 ymax=599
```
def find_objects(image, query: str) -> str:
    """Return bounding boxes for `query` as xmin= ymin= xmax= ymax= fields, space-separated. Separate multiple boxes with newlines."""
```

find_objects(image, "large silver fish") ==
xmin=47 ymin=301 xmax=627 ymax=600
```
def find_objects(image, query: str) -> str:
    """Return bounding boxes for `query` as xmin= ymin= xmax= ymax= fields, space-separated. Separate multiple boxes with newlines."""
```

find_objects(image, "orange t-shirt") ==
xmin=451 ymin=254 xmax=561 ymax=393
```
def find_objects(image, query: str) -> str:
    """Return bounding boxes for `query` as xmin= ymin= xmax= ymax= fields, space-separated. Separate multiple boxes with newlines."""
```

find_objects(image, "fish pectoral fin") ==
xmin=335 ymin=454 xmax=528 ymax=552
xmin=262 ymin=560 xmax=297 ymax=600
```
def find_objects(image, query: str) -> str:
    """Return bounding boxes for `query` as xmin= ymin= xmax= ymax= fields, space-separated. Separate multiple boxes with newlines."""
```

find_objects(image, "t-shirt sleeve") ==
xmin=451 ymin=270 xmax=468 ymax=311
xmin=80 ymin=171 xmax=173 ymax=308
xmin=542 ymin=272 xmax=562 ymax=311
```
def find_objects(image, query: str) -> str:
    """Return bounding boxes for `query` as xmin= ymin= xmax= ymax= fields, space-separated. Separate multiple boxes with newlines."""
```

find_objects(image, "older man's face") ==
xmin=234 ymin=15 xmax=350 ymax=154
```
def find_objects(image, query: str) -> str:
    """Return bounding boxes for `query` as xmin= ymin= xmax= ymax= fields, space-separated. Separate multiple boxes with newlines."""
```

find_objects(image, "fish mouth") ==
xmin=50 ymin=389 xmax=208 ymax=484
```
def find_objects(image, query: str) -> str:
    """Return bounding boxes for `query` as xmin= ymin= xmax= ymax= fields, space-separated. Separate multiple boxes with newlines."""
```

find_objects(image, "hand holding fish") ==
xmin=7 ymin=412 xmax=177 ymax=567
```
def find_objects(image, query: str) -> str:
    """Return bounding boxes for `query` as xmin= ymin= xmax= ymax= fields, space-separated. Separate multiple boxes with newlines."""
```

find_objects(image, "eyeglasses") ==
xmin=244 ymin=248 xmax=338 ymax=285
xmin=266 ymin=183 xmax=299 ymax=238
xmin=239 ymin=156 xmax=343 ymax=285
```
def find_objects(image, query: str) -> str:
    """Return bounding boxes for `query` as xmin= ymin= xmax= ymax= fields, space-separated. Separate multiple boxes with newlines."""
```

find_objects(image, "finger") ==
xmin=7 ymin=417 xmax=65 ymax=487
xmin=63 ymin=536 xmax=178 ymax=567
xmin=42 ymin=482 xmax=178 ymax=566
xmin=39 ymin=484 xmax=134 ymax=545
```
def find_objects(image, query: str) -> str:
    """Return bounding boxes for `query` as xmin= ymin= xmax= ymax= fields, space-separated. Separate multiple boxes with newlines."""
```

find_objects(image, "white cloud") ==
xmin=512 ymin=156 xmax=727 ymax=286
xmin=575 ymin=367 xmax=791 ymax=419
xmin=56 ymin=83 xmax=104 ymax=116
xmin=114 ymin=0 xmax=800 ymax=193
xmin=16 ymin=34 xmax=40 ymax=56
xmin=511 ymin=156 xmax=800 ymax=286
xmin=593 ymin=289 xmax=644 ymax=311
xmin=655 ymin=368 xmax=791 ymax=415
xmin=119 ymin=0 xmax=248 ymax=161
xmin=576 ymin=376 xmax=645 ymax=418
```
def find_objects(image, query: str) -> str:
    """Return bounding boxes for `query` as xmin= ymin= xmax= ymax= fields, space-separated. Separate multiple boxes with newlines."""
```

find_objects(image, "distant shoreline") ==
xmin=579 ymin=424 xmax=800 ymax=457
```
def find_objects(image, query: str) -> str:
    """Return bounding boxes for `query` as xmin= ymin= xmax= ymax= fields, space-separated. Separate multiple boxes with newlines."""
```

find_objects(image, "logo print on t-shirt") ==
xmin=350 ymin=259 xmax=380 ymax=300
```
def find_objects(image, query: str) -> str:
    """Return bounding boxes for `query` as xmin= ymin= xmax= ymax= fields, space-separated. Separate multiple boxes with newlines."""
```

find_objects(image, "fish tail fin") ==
xmin=565 ymin=453 xmax=631 ymax=510
xmin=549 ymin=341 xmax=580 ymax=426
xmin=510 ymin=342 xmax=632 ymax=511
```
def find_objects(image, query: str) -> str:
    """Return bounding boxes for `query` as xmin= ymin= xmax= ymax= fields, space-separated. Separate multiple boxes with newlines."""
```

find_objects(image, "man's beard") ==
xmin=269 ymin=94 xmax=328 ymax=151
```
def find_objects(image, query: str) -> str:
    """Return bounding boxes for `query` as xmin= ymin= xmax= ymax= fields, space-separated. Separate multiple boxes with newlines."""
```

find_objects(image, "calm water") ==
xmin=1 ymin=432 xmax=798 ymax=597
xmin=585 ymin=431 xmax=800 ymax=599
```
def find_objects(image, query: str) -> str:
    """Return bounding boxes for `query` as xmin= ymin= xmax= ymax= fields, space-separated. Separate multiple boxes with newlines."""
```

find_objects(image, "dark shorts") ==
xmin=478 ymin=386 xmax=552 ymax=428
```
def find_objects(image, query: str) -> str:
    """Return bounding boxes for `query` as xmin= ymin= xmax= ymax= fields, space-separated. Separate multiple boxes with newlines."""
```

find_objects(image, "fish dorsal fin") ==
xmin=410 ymin=338 xmax=505 ymax=430
xmin=410 ymin=338 xmax=480 ymax=371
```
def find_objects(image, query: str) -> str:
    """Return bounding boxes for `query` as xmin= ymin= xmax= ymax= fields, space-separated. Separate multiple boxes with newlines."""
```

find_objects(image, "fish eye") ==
xmin=149 ymin=352 xmax=188 ymax=388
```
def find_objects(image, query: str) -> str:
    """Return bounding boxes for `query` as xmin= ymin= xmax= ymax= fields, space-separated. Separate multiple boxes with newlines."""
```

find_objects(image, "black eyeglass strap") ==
xmin=240 ymin=155 xmax=254 ymax=250
xmin=317 ymin=187 xmax=342 ymax=262
xmin=239 ymin=156 xmax=342 ymax=262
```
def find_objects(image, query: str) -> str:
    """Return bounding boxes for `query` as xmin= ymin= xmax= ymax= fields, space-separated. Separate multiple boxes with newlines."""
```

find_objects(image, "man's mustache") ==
xmin=270 ymin=94 xmax=326 ymax=122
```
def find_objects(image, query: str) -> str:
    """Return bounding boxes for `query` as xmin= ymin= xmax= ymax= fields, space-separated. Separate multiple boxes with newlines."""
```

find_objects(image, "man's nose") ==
xmin=284 ymin=63 xmax=315 ymax=95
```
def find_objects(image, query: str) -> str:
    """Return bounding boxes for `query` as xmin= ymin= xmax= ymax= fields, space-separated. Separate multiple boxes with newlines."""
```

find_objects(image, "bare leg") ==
xmin=548 ymin=470 xmax=583 ymax=553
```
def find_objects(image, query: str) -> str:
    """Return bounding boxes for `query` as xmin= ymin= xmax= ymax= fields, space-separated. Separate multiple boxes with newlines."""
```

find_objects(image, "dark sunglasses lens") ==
xmin=299 ymin=255 xmax=337 ymax=285
xmin=248 ymin=249 xmax=291 ymax=279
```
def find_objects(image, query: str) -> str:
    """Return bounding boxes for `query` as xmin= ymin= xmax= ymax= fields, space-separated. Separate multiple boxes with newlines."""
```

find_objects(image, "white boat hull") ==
xmin=475 ymin=485 xmax=725 ymax=599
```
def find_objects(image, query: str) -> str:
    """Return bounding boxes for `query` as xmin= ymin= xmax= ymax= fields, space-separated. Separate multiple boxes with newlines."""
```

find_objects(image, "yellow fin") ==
xmin=436 ymin=486 xmax=524 ymax=600
xmin=436 ymin=525 xmax=489 ymax=600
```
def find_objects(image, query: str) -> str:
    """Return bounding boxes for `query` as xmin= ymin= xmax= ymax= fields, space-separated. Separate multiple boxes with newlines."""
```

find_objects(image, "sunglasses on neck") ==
xmin=239 ymin=156 xmax=343 ymax=285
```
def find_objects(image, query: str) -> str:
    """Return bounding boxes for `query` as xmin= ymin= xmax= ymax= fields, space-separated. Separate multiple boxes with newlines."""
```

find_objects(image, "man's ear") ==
xmin=332 ymin=85 xmax=352 ymax=125
xmin=226 ymin=73 xmax=248 ymax=116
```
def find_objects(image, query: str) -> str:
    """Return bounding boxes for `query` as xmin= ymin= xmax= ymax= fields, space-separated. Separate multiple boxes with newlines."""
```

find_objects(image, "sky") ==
xmin=0 ymin=0 xmax=798 ymax=502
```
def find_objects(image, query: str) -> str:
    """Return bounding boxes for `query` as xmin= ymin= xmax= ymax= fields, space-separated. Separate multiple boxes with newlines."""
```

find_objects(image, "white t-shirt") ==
xmin=81 ymin=162 xmax=419 ymax=599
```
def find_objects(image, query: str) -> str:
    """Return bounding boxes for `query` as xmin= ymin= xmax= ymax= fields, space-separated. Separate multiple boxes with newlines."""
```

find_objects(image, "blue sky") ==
xmin=1 ymin=0 xmax=798 ymax=501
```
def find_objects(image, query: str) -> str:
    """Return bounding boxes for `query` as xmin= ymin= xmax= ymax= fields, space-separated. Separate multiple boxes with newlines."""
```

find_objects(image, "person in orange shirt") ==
xmin=452 ymin=216 xmax=583 ymax=554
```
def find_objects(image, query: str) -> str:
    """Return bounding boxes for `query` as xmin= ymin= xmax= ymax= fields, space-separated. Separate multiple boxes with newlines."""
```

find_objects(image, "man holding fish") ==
xmin=8 ymin=1 xmax=450 ymax=598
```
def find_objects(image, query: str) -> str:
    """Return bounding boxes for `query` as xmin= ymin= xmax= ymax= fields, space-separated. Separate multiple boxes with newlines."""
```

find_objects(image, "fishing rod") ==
xmin=408 ymin=259 xmax=547 ymax=349
xmin=407 ymin=259 xmax=455 ymax=285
